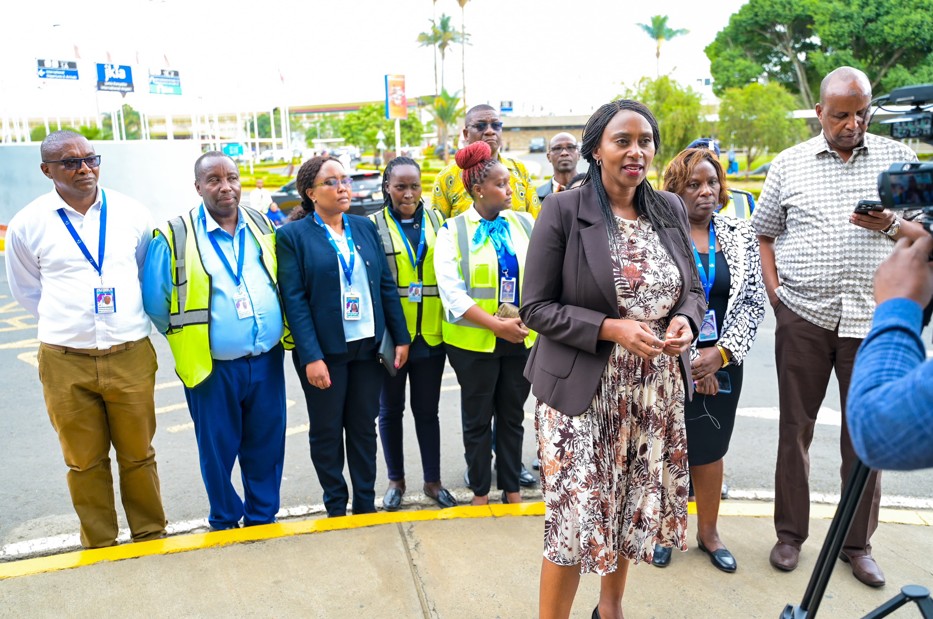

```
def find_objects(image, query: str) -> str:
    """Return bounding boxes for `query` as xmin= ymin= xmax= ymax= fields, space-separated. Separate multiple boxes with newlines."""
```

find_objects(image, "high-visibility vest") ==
xmin=369 ymin=206 xmax=445 ymax=347
xmin=156 ymin=206 xmax=292 ymax=388
xmin=442 ymin=210 xmax=537 ymax=352
xmin=718 ymin=189 xmax=756 ymax=220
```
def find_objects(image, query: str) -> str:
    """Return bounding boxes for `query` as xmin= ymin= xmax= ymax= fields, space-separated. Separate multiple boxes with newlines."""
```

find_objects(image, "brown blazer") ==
xmin=520 ymin=184 xmax=706 ymax=417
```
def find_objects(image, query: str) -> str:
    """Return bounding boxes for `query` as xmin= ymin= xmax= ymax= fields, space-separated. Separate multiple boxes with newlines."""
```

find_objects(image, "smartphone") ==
xmin=854 ymin=199 xmax=884 ymax=214
xmin=714 ymin=370 xmax=732 ymax=394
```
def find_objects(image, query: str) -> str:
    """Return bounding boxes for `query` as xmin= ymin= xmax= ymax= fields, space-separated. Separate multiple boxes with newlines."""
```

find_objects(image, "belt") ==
xmin=42 ymin=338 xmax=146 ymax=357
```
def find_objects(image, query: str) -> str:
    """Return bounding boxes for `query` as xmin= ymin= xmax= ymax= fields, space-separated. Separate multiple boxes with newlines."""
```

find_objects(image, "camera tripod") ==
xmin=780 ymin=460 xmax=933 ymax=618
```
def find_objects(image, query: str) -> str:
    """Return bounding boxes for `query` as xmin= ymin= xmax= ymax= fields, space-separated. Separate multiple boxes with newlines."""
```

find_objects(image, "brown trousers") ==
xmin=773 ymin=303 xmax=881 ymax=553
xmin=37 ymin=338 xmax=166 ymax=548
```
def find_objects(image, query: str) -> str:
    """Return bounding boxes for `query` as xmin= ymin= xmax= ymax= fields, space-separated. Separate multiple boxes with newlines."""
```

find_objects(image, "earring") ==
xmin=596 ymin=159 xmax=602 ymax=167
xmin=479 ymin=194 xmax=484 ymax=199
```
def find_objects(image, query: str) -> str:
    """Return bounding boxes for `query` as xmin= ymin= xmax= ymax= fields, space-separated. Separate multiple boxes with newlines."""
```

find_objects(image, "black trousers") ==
xmin=445 ymin=341 xmax=530 ymax=496
xmin=293 ymin=338 xmax=384 ymax=517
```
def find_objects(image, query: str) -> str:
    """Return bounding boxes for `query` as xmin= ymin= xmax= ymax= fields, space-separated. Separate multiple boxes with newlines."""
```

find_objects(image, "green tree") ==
xmin=637 ymin=15 xmax=689 ymax=78
xmin=304 ymin=115 xmax=342 ymax=143
xmin=718 ymin=83 xmax=808 ymax=177
xmin=427 ymin=89 xmax=465 ymax=164
xmin=338 ymin=103 xmax=424 ymax=153
xmin=416 ymin=14 xmax=465 ymax=93
xmin=619 ymin=76 xmax=704 ymax=181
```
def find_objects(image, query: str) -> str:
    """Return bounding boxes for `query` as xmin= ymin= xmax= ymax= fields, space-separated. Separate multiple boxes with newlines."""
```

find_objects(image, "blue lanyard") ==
xmin=314 ymin=213 xmax=355 ymax=288
xmin=204 ymin=206 xmax=246 ymax=287
xmin=386 ymin=208 xmax=426 ymax=270
xmin=57 ymin=189 xmax=107 ymax=278
xmin=691 ymin=222 xmax=716 ymax=302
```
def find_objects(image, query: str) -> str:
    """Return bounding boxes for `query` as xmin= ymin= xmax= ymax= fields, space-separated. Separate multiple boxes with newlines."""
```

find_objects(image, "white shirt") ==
xmin=324 ymin=223 xmax=375 ymax=341
xmin=249 ymin=188 xmax=273 ymax=212
xmin=433 ymin=206 xmax=487 ymax=322
xmin=5 ymin=186 xmax=155 ymax=348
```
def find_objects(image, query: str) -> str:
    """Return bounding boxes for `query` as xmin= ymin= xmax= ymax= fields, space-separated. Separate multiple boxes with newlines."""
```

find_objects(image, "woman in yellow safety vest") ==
xmin=433 ymin=141 xmax=536 ymax=506
xmin=369 ymin=157 xmax=456 ymax=511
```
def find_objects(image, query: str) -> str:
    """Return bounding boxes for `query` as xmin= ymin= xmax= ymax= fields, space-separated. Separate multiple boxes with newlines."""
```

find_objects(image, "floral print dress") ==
xmin=536 ymin=215 xmax=690 ymax=574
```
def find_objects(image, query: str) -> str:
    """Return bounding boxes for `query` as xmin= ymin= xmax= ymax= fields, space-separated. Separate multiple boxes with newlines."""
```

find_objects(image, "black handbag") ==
xmin=377 ymin=328 xmax=397 ymax=377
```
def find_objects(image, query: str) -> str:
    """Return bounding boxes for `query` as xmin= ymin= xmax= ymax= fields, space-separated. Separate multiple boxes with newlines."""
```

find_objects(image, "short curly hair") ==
xmin=663 ymin=148 xmax=729 ymax=207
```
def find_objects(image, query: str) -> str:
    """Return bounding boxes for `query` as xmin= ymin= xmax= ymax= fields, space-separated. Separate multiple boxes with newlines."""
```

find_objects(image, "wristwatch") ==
xmin=882 ymin=216 xmax=900 ymax=238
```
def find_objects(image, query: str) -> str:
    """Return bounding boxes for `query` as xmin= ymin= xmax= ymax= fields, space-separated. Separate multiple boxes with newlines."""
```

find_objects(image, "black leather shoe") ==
xmin=383 ymin=487 xmax=403 ymax=512
xmin=652 ymin=543 xmax=672 ymax=567
xmin=426 ymin=487 xmax=457 ymax=509
xmin=591 ymin=606 xmax=600 ymax=619
xmin=697 ymin=537 xmax=737 ymax=573
xmin=501 ymin=490 xmax=522 ymax=504
xmin=518 ymin=464 xmax=537 ymax=487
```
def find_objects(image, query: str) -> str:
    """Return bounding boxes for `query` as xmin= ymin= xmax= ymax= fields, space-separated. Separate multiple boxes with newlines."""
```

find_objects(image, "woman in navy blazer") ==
xmin=277 ymin=156 xmax=410 ymax=517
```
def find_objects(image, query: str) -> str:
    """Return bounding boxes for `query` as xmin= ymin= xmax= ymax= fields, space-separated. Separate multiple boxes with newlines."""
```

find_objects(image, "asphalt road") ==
xmin=2 ymin=160 xmax=931 ymax=555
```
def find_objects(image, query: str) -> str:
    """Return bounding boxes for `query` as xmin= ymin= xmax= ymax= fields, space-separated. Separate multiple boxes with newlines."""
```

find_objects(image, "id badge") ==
xmin=94 ymin=287 xmax=116 ymax=314
xmin=698 ymin=309 xmax=719 ymax=342
xmin=500 ymin=277 xmax=517 ymax=304
xmin=233 ymin=287 xmax=254 ymax=319
xmin=408 ymin=281 xmax=423 ymax=303
xmin=343 ymin=290 xmax=362 ymax=321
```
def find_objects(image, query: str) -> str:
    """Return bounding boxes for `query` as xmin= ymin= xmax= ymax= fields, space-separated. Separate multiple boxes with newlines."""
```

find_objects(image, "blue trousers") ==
xmin=184 ymin=345 xmax=286 ymax=529
xmin=378 ymin=345 xmax=446 ymax=483
xmin=293 ymin=338 xmax=384 ymax=517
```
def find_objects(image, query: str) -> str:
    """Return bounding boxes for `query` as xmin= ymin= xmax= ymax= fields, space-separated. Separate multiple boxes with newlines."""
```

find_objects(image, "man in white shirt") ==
xmin=5 ymin=130 xmax=166 ymax=548
xmin=249 ymin=178 xmax=273 ymax=212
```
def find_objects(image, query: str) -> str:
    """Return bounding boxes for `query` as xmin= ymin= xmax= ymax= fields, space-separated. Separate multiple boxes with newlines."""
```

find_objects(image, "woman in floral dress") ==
xmin=520 ymin=100 xmax=706 ymax=619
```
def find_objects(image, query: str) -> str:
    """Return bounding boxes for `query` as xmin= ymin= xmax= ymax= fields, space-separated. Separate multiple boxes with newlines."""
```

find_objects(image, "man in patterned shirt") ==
xmin=752 ymin=66 xmax=921 ymax=588
xmin=432 ymin=104 xmax=541 ymax=219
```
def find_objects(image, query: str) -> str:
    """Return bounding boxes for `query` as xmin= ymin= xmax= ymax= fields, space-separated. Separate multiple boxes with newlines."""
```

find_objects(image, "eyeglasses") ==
xmin=314 ymin=177 xmax=353 ymax=189
xmin=469 ymin=121 xmax=504 ymax=132
xmin=549 ymin=145 xmax=578 ymax=154
xmin=42 ymin=155 xmax=102 ymax=170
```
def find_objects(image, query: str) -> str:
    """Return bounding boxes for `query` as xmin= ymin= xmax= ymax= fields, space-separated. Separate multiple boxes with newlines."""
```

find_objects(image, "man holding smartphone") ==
xmin=752 ymin=66 xmax=923 ymax=587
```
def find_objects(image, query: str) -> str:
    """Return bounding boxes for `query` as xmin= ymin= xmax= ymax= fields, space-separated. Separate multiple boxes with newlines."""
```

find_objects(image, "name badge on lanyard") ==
xmin=408 ymin=282 xmax=423 ymax=303
xmin=316 ymin=213 xmax=363 ymax=320
xmin=693 ymin=222 xmax=719 ymax=343
xmin=58 ymin=190 xmax=115 ymax=314
xmin=389 ymin=209 xmax=427 ymax=304
xmin=206 ymin=210 xmax=254 ymax=319
xmin=500 ymin=276 xmax=517 ymax=304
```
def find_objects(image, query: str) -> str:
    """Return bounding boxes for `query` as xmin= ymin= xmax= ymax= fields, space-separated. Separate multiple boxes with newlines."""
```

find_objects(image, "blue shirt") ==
xmin=847 ymin=298 xmax=933 ymax=470
xmin=142 ymin=207 xmax=284 ymax=360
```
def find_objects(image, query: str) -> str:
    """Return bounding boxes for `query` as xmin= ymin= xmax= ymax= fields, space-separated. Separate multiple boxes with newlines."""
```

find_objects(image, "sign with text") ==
xmin=149 ymin=69 xmax=182 ymax=95
xmin=96 ymin=63 xmax=134 ymax=93
xmin=36 ymin=59 xmax=79 ymax=81
xmin=384 ymin=74 xmax=407 ymax=120
xmin=222 ymin=143 xmax=244 ymax=157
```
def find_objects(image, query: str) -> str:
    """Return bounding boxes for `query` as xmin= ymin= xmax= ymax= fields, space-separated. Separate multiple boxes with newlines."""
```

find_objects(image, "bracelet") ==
xmin=717 ymin=345 xmax=730 ymax=368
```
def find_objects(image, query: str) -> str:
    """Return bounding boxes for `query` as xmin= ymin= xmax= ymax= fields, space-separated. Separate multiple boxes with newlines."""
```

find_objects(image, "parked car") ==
xmin=528 ymin=137 xmax=547 ymax=153
xmin=270 ymin=170 xmax=385 ymax=217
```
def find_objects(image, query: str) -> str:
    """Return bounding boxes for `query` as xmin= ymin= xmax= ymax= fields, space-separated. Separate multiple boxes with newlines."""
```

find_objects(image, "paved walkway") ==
xmin=1 ymin=501 xmax=931 ymax=618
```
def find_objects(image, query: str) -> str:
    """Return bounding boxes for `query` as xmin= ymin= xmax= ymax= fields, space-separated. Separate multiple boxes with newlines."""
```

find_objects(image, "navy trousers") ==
xmin=293 ymin=338 xmax=384 ymax=517
xmin=378 ymin=341 xmax=446 ymax=484
xmin=184 ymin=345 xmax=286 ymax=530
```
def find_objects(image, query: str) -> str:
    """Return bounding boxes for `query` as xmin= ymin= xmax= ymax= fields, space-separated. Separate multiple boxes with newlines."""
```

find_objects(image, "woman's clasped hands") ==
xmin=607 ymin=315 xmax=693 ymax=360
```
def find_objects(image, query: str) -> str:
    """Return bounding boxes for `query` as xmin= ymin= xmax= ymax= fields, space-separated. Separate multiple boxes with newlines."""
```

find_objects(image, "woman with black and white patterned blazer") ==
xmin=652 ymin=147 xmax=766 ymax=573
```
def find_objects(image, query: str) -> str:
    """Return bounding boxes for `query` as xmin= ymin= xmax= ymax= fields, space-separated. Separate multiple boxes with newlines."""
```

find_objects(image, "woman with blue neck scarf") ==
xmin=433 ymin=141 xmax=536 ymax=506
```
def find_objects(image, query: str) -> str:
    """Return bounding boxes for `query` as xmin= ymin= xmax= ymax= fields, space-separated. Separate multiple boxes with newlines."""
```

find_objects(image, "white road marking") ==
xmin=737 ymin=406 xmax=841 ymax=426
xmin=17 ymin=351 xmax=37 ymax=368
xmin=0 ymin=338 xmax=39 ymax=350
xmin=156 ymin=403 xmax=188 ymax=415
xmin=155 ymin=380 xmax=182 ymax=391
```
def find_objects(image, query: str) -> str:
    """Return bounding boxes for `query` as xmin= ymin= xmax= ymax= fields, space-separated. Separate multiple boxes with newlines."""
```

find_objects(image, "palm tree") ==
xmin=416 ymin=14 xmax=464 ymax=94
xmin=637 ymin=15 xmax=688 ymax=78
xmin=457 ymin=0 xmax=470 ymax=108
xmin=428 ymin=89 xmax=465 ymax=164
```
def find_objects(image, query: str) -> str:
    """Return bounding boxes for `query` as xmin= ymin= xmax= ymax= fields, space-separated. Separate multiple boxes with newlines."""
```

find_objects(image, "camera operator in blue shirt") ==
xmin=848 ymin=233 xmax=933 ymax=471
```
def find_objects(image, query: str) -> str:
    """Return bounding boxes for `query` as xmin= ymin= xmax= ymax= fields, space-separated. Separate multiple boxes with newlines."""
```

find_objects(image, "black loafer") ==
xmin=383 ymin=487 xmax=403 ymax=512
xmin=518 ymin=464 xmax=538 ymax=487
xmin=427 ymin=487 xmax=457 ymax=509
xmin=652 ymin=544 xmax=672 ymax=567
xmin=697 ymin=537 xmax=737 ymax=573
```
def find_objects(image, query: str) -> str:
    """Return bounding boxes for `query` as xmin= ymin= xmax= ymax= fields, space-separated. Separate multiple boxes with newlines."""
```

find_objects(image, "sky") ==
xmin=0 ymin=0 xmax=748 ymax=122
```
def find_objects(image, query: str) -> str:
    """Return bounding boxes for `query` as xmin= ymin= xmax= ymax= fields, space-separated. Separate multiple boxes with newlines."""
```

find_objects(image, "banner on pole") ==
xmin=385 ymin=74 xmax=407 ymax=120
xmin=96 ymin=63 xmax=134 ymax=93
xmin=36 ymin=59 xmax=79 ymax=81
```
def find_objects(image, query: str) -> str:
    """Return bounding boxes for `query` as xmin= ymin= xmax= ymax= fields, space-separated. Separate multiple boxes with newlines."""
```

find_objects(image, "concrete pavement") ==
xmin=1 ymin=500 xmax=932 ymax=618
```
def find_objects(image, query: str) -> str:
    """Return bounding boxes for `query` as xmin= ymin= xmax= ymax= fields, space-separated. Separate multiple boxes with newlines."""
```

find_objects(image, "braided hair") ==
xmin=382 ymin=156 xmax=421 ymax=208
xmin=580 ymin=99 xmax=692 ymax=262
xmin=456 ymin=141 xmax=499 ymax=197
xmin=289 ymin=154 xmax=332 ymax=221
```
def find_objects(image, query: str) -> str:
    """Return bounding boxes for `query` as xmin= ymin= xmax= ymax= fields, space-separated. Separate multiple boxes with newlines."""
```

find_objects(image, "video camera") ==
xmin=872 ymin=84 xmax=933 ymax=228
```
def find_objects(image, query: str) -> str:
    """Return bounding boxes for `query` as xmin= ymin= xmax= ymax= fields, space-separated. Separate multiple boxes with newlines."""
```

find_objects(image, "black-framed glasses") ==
xmin=41 ymin=155 xmax=102 ymax=170
xmin=549 ymin=144 xmax=578 ymax=154
xmin=314 ymin=177 xmax=353 ymax=189
xmin=470 ymin=121 xmax=503 ymax=132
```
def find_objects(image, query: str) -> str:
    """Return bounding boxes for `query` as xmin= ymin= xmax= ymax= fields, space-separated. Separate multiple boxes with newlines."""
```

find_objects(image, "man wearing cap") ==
xmin=5 ymin=130 xmax=166 ymax=548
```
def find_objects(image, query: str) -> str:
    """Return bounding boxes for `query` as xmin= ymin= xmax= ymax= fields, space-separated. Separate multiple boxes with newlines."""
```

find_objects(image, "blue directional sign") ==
xmin=96 ymin=63 xmax=134 ymax=93
xmin=149 ymin=69 xmax=182 ymax=95
xmin=222 ymin=143 xmax=245 ymax=157
xmin=37 ymin=59 xmax=79 ymax=81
